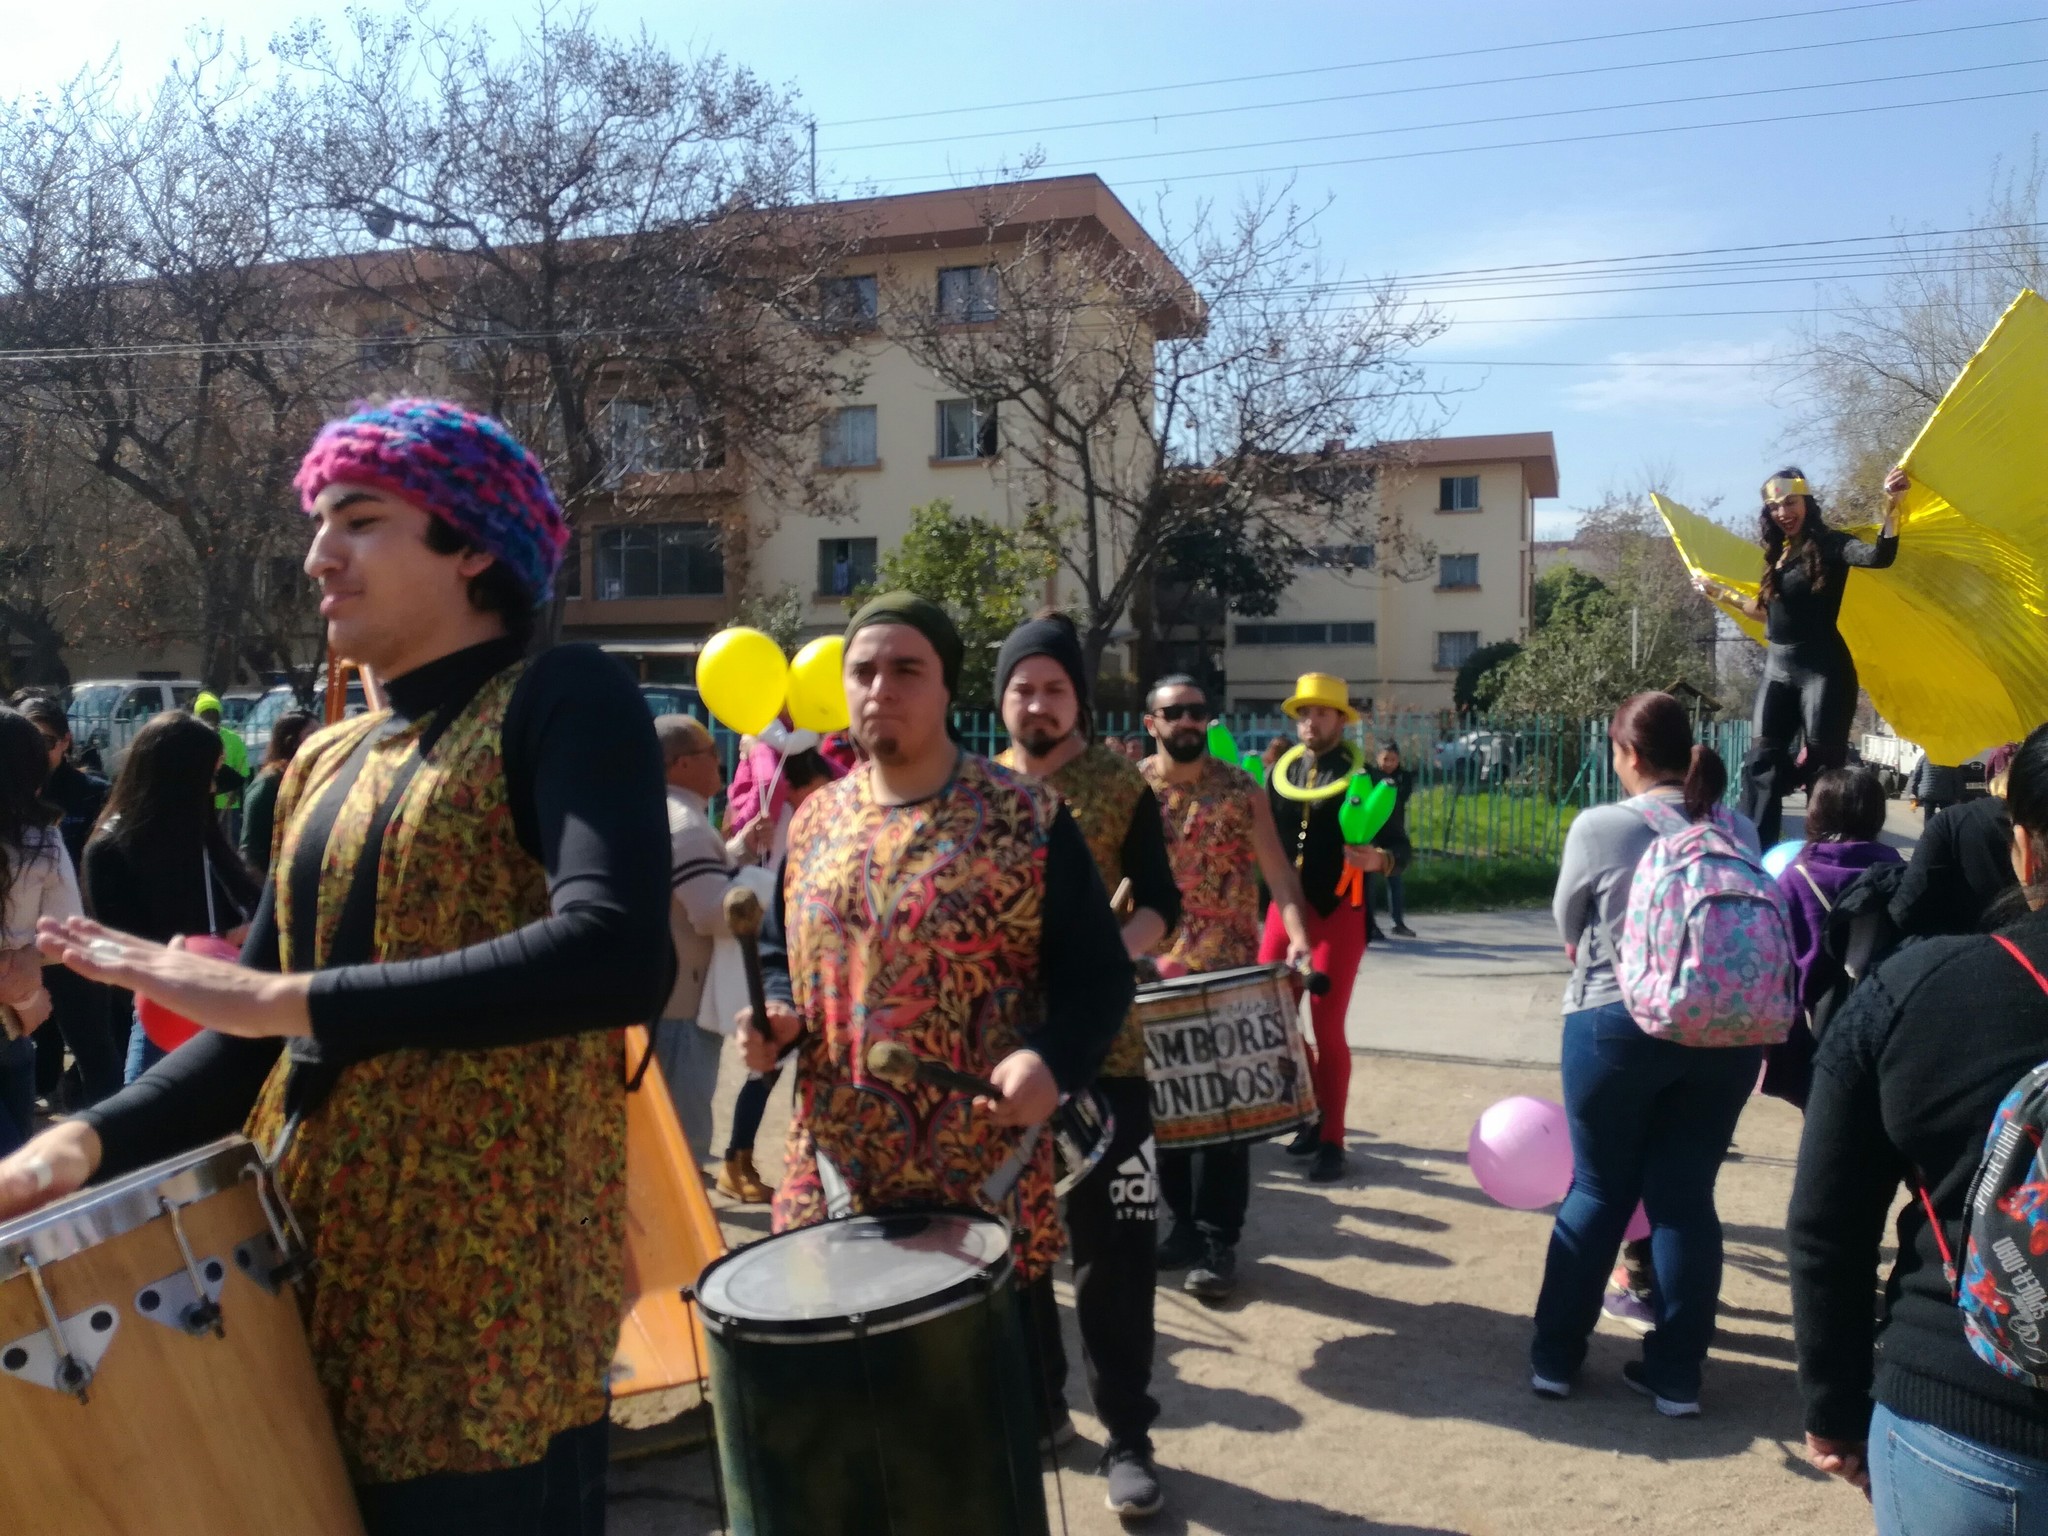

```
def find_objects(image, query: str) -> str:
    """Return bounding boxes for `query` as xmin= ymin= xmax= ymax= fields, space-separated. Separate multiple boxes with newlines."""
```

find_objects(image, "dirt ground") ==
xmin=607 ymin=1044 xmax=1873 ymax=1536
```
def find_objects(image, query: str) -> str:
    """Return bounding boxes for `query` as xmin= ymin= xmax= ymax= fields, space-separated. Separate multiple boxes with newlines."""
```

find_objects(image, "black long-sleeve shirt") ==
xmin=1117 ymin=789 xmax=1181 ymax=936
xmin=758 ymin=775 xmax=1134 ymax=1094
xmin=79 ymin=637 xmax=674 ymax=1180
xmin=1269 ymin=743 xmax=1360 ymax=918
xmin=1890 ymin=795 xmax=2018 ymax=939
xmin=1789 ymin=907 xmax=2048 ymax=1459
xmin=1765 ymin=526 xmax=1898 ymax=650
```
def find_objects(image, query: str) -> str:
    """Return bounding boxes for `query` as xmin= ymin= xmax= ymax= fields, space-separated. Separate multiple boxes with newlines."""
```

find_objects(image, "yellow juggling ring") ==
xmin=1270 ymin=741 xmax=1363 ymax=802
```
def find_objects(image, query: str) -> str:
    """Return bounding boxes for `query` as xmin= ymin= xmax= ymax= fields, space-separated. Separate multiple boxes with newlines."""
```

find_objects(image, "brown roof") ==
xmin=1384 ymin=431 xmax=1560 ymax=498
xmin=824 ymin=175 xmax=1203 ymax=337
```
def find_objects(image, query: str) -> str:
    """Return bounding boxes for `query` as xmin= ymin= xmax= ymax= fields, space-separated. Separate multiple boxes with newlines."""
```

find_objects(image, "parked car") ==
xmin=218 ymin=691 xmax=263 ymax=728
xmin=65 ymin=679 xmax=203 ymax=776
xmin=639 ymin=683 xmax=703 ymax=719
xmin=1435 ymin=729 xmax=1514 ymax=783
xmin=240 ymin=681 xmax=367 ymax=763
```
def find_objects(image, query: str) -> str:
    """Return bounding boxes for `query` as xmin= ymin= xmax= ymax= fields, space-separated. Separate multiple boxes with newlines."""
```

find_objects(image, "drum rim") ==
xmin=0 ymin=1134 xmax=263 ymax=1282
xmin=696 ymin=1208 xmax=1014 ymax=1342
xmin=1133 ymin=962 xmax=1288 ymax=999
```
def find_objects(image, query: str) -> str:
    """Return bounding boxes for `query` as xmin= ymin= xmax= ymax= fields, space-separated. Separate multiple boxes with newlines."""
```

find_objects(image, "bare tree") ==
xmin=0 ymin=47 xmax=345 ymax=688
xmin=278 ymin=2 xmax=862 ymax=616
xmin=1794 ymin=148 xmax=2046 ymax=514
xmin=883 ymin=181 xmax=1445 ymax=681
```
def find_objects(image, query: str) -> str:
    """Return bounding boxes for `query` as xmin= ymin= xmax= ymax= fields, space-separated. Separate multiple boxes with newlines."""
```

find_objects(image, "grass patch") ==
xmin=1404 ymin=784 xmax=1580 ymax=862
xmin=1398 ymin=854 xmax=1559 ymax=913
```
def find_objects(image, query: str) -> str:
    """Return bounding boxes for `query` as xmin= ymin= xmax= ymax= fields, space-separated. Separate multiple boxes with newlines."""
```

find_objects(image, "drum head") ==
xmin=1134 ymin=962 xmax=1285 ymax=1001
xmin=697 ymin=1211 xmax=1010 ymax=1339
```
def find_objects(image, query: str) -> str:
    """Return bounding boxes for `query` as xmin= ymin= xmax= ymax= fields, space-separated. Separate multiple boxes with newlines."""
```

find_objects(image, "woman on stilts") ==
xmin=1693 ymin=466 xmax=1906 ymax=848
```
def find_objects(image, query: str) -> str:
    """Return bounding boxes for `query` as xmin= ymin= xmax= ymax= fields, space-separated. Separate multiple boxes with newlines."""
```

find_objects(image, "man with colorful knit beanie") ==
xmin=5 ymin=398 xmax=674 ymax=1534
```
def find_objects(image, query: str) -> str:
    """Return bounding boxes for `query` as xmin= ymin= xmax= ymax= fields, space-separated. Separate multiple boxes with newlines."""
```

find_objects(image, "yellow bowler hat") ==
xmin=1281 ymin=672 xmax=1359 ymax=724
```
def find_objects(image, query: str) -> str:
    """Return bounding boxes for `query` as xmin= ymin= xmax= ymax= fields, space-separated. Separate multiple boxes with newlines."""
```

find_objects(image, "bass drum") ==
xmin=697 ymin=1210 xmax=1049 ymax=1536
xmin=1136 ymin=962 xmax=1318 ymax=1149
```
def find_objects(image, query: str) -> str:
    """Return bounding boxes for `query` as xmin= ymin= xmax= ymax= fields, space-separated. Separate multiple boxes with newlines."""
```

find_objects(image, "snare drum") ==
xmin=1136 ymin=963 xmax=1318 ymax=1150
xmin=0 ymin=1136 xmax=362 ymax=1535
xmin=697 ymin=1210 xmax=1050 ymax=1536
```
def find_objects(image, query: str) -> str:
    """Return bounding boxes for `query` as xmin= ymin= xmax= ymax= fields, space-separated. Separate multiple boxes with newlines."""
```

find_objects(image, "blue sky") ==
xmin=10 ymin=1 xmax=2042 ymax=536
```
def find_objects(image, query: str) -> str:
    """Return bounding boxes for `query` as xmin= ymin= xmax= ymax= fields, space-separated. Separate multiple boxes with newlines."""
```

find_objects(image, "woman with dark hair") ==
xmin=1791 ymin=723 xmax=2048 ymax=1530
xmin=0 ymin=707 xmax=84 ymax=1152
xmin=1764 ymin=766 xmax=1902 ymax=1108
xmin=1694 ymin=466 xmax=1906 ymax=847
xmin=80 ymin=712 xmax=259 ymax=1082
xmin=1532 ymin=691 xmax=1765 ymax=1416
xmin=239 ymin=710 xmax=314 ymax=873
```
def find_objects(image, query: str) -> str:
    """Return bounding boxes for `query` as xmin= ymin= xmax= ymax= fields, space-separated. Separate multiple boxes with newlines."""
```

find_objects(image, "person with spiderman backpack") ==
xmin=1791 ymin=722 xmax=2048 ymax=1532
xmin=1532 ymin=692 xmax=1797 ymax=1417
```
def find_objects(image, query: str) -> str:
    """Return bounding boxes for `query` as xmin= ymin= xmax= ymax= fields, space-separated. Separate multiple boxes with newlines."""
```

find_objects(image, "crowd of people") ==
xmin=0 ymin=407 xmax=2039 ymax=1536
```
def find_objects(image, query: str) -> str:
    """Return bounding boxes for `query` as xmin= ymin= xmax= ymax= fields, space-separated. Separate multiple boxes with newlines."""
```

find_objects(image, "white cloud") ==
xmin=1563 ymin=339 xmax=1781 ymax=417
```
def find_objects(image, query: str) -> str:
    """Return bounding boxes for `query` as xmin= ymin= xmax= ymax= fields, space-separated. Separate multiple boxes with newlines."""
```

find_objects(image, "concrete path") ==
xmin=1350 ymin=910 xmax=1568 ymax=1069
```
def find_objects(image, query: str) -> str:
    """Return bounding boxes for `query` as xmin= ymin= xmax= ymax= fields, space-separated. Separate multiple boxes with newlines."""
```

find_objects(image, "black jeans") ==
xmin=354 ymin=1416 xmax=609 ymax=1536
xmin=1740 ymin=641 xmax=1859 ymax=848
xmin=726 ymin=1068 xmax=778 ymax=1156
xmin=1158 ymin=1140 xmax=1253 ymax=1247
xmin=1032 ymin=1075 xmax=1159 ymax=1453
xmin=36 ymin=969 xmax=121 ymax=1107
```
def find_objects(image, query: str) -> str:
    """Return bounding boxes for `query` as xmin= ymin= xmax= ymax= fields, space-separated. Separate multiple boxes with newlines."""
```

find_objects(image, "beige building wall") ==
xmin=1222 ymin=435 xmax=1558 ymax=714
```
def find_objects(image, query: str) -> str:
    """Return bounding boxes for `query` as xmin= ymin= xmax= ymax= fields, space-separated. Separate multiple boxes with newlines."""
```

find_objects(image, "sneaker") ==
xmin=1156 ymin=1223 xmax=1204 ymax=1272
xmin=1038 ymin=1409 xmax=1078 ymax=1453
xmin=1622 ymin=1360 xmax=1699 ymax=1418
xmin=1283 ymin=1125 xmax=1321 ymax=1158
xmin=1392 ymin=924 xmax=1416 ymax=938
xmin=1101 ymin=1444 xmax=1165 ymax=1519
xmin=1530 ymin=1372 xmax=1572 ymax=1400
xmin=1602 ymin=1285 xmax=1656 ymax=1336
xmin=1184 ymin=1240 xmax=1237 ymax=1303
xmin=1306 ymin=1143 xmax=1347 ymax=1183
xmin=717 ymin=1150 xmax=773 ymax=1204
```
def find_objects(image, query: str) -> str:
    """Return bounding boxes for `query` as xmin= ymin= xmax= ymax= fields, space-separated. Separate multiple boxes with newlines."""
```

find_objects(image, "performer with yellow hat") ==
xmin=1264 ymin=672 xmax=1387 ymax=1183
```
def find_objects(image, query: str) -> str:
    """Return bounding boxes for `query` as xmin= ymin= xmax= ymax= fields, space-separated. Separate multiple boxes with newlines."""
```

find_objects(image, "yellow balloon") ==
xmin=786 ymin=635 xmax=850 ymax=733
xmin=696 ymin=626 xmax=787 ymax=738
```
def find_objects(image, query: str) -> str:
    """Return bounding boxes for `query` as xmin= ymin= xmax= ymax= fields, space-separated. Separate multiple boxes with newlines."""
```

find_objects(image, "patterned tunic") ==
xmin=772 ymin=755 xmax=1067 ymax=1281
xmin=244 ymin=664 xmax=625 ymax=1484
xmin=1142 ymin=754 xmax=1265 ymax=973
xmin=997 ymin=742 xmax=1151 ymax=1078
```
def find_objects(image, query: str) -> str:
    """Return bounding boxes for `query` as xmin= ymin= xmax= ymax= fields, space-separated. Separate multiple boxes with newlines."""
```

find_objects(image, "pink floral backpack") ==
xmin=1612 ymin=797 xmax=1797 ymax=1047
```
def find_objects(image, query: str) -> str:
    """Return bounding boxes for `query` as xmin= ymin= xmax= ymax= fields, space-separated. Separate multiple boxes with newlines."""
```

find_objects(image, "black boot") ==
xmin=1283 ymin=1123 xmax=1321 ymax=1157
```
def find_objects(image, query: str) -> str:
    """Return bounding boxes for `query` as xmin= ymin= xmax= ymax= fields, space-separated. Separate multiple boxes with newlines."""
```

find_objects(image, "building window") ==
xmin=1439 ymin=553 xmax=1479 ymax=589
xmin=1330 ymin=622 xmax=1377 ymax=644
xmin=594 ymin=524 xmax=725 ymax=600
xmin=819 ymin=274 xmax=879 ymax=328
xmin=560 ymin=532 xmax=582 ymax=599
xmin=936 ymin=398 xmax=998 ymax=460
xmin=1299 ymin=543 xmax=1375 ymax=570
xmin=605 ymin=399 xmax=723 ymax=481
xmin=818 ymin=537 xmax=878 ymax=597
xmin=356 ymin=326 xmax=410 ymax=370
xmin=1436 ymin=630 xmax=1480 ymax=670
xmin=821 ymin=406 xmax=879 ymax=468
xmin=1439 ymin=475 xmax=1481 ymax=511
xmin=1237 ymin=623 xmax=1319 ymax=645
xmin=937 ymin=265 xmax=999 ymax=323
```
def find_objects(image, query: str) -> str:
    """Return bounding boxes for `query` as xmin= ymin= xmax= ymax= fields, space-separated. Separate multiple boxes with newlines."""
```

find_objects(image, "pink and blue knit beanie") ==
xmin=293 ymin=398 xmax=569 ymax=601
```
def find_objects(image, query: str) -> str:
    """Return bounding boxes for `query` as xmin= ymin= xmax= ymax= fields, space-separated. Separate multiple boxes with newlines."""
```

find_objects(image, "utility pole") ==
xmin=808 ymin=119 xmax=818 ymax=202
xmin=1630 ymin=604 xmax=1640 ymax=670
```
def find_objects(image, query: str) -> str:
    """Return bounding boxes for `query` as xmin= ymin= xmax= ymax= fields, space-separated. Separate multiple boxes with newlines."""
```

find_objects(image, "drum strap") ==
xmin=980 ymin=1123 xmax=1042 ymax=1206
xmin=816 ymin=1149 xmax=855 ymax=1220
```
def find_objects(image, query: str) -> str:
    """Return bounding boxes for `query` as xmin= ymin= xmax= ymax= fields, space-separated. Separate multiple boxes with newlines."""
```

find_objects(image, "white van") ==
xmin=65 ymin=679 xmax=204 ymax=777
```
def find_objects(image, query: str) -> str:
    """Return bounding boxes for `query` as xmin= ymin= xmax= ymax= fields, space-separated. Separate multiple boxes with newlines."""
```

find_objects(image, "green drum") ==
xmin=696 ymin=1210 xmax=1050 ymax=1536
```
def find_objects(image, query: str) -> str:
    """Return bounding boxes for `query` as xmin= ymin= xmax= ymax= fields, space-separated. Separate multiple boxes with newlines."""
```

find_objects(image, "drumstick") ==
xmin=1109 ymin=877 xmax=1133 ymax=918
xmin=1289 ymin=957 xmax=1332 ymax=996
xmin=866 ymin=1039 xmax=1003 ymax=1101
xmin=722 ymin=885 xmax=773 ymax=1033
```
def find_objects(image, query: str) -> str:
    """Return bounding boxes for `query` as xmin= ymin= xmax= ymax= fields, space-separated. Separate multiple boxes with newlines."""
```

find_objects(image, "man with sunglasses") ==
xmin=994 ymin=610 xmax=1180 ymax=1520
xmin=1140 ymin=676 xmax=1311 ymax=1299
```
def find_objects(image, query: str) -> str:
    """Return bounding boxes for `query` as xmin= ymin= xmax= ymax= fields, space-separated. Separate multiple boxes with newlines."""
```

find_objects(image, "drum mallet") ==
xmin=1109 ymin=877 xmax=1134 ymax=920
xmin=866 ymin=1039 xmax=1003 ymax=1102
xmin=1289 ymin=957 xmax=1332 ymax=996
xmin=722 ymin=884 xmax=775 ymax=1043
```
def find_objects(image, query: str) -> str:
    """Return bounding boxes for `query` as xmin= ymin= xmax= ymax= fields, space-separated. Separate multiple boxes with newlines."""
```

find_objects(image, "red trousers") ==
xmin=1260 ymin=899 xmax=1367 ymax=1146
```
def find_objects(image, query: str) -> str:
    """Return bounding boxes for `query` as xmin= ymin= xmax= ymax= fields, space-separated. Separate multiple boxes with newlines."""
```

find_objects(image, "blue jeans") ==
xmin=1529 ymin=1001 xmax=1762 ymax=1400
xmin=0 ymin=1034 xmax=35 ymax=1156
xmin=1872 ymin=1403 xmax=2048 ymax=1535
xmin=124 ymin=1014 xmax=166 ymax=1084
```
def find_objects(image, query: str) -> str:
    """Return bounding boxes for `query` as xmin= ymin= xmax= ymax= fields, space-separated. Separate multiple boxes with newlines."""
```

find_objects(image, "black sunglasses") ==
xmin=1153 ymin=703 xmax=1210 ymax=723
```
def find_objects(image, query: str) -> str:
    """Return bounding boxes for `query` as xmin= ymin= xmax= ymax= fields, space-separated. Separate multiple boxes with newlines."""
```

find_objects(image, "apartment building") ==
xmin=558 ymin=175 xmax=1194 ymax=682
xmin=1221 ymin=433 xmax=1559 ymax=714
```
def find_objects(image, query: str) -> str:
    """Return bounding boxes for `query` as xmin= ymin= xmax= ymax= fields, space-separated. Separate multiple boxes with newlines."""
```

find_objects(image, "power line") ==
xmin=1070 ymin=83 xmax=2048 ymax=191
xmin=882 ymin=56 xmax=2045 ymax=182
xmin=825 ymin=16 xmax=2038 ymax=153
xmin=819 ymin=0 xmax=1933 ymax=127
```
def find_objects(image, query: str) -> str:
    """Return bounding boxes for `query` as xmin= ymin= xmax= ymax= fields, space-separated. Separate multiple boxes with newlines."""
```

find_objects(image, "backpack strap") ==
xmin=1793 ymin=861 xmax=1833 ymax=913
xmin=1915 ymin=935 xmax=2048 ymax=1299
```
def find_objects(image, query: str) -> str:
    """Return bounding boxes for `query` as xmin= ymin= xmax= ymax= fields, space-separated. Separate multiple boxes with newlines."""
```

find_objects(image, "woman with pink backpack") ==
xmin=1531 ymin=692 xmax=1796 ymax=1416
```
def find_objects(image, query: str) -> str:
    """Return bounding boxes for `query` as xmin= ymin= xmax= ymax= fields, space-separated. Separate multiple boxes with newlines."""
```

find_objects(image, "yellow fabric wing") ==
xmin=1654 ymin=289 xmax=2048 ymax=765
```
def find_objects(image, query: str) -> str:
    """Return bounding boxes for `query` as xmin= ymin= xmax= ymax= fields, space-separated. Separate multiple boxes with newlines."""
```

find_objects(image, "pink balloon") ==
xmin=1624 ymin=1203 xmax=1651 ymax=1243
xmin=1467 ymin=1096 xmax=1573 ymax=1210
